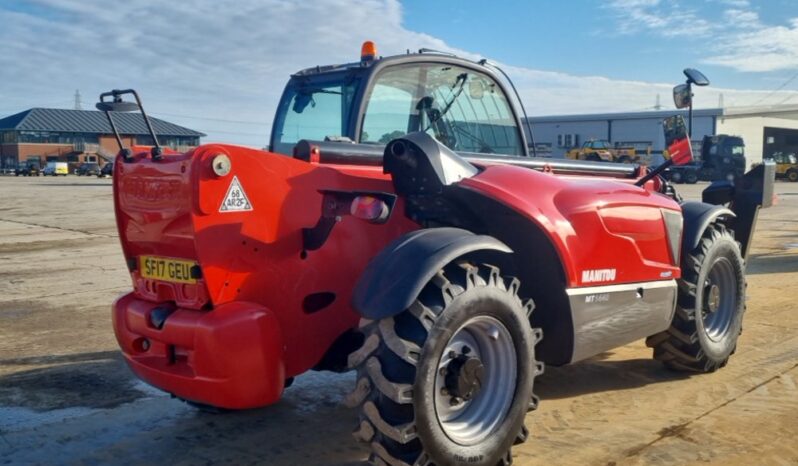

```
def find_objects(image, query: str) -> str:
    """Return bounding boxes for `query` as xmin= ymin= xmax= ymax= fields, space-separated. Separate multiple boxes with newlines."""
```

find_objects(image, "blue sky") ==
xmin=402 ymin=0 xmax=798 ymax=90
xmin=1 ymin=0 xmax=797 ymax=147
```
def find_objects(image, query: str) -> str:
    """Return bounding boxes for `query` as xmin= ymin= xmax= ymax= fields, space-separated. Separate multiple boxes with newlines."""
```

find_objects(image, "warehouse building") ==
xmin=526 ymin=104 xmax=798 ymax=168
xmin=0 ymin=108 xmax=204 ymax=170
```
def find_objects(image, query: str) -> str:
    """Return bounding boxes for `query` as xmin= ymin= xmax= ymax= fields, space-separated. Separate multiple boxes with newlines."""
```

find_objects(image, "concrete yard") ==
xmin=0 ymin=175 xmax=796 ymax=465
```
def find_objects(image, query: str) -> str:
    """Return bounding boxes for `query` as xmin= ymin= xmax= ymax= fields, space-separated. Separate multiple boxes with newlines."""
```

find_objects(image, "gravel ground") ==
xmin=0 ymin=175 xmax=796 ymax=465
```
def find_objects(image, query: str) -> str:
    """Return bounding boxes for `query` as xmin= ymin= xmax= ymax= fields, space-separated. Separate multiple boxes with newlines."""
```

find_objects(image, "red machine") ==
xmin=102 ymin=44 xmax=774 ymax=465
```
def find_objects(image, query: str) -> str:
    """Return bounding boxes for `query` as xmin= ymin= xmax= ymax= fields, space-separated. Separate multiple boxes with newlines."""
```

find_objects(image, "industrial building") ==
xmin=0 ymin=108 xmax=204 ymax=170
xmin=526 ymin=105 xmax=798 ymax=168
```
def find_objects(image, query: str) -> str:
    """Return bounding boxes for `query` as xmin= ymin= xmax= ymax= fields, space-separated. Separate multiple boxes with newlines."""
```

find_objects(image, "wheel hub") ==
xmin=706 ymin=283 xmax=721 ymax=313
xmin=444 ymin=352 xmax=484 ymax=401
xmin=434 ymin=316 xmax=517 ymax=446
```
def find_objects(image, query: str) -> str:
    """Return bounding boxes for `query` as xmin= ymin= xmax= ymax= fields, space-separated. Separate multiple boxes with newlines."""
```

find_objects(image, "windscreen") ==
xmin=271 ymin=73 xmax=361 ymax=155
xmin=360 ymin=63 xmax=524 ymax=156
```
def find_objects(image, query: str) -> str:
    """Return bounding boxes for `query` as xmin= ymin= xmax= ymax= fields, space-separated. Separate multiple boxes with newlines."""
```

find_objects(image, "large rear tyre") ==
xmin=646 ymin=223 xmax=745 ymax=372
xmin=347 ymin=262 xmax=543 ymax=466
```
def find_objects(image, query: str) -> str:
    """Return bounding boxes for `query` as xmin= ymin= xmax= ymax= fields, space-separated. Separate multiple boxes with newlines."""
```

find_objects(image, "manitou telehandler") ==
xmin=103 ymin=42 xmax=774 ymax=466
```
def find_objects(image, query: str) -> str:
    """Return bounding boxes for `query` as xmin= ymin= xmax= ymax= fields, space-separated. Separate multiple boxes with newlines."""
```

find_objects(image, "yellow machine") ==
xmin=770 ymin=152 xmax=798 ymax=182
xmin=565 ymin=139 xmax=638 ymax=163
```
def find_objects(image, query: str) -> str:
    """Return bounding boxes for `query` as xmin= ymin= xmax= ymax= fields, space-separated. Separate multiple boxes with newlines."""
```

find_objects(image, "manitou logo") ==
xmin=582 ymin=268 xmax=617 ymax=283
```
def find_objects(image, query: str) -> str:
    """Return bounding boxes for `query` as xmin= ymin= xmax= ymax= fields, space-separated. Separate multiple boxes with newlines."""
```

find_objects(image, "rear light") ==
xmin=350 ymin=195 xmax=389 ymax=223
xmin=133 ymin=337 xmax=150 ymax=353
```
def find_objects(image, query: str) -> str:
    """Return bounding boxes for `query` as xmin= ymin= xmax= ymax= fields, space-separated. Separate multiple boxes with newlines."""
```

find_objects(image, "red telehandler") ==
xmin=101 ymin=43 xmax=774 ymax=465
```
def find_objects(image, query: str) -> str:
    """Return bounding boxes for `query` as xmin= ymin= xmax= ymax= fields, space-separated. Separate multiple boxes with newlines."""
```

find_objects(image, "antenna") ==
xmin=74 ymin=90 xmax=82 ymax=110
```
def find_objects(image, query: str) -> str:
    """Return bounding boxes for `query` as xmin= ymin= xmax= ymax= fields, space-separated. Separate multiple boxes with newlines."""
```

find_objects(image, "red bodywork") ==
xmin=112 ymin=144 xmax=681 ymax=409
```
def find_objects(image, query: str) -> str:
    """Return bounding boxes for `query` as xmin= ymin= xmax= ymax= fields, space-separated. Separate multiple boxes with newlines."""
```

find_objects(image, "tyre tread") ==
xmin=647 ymin=222 xmax=745 ymax=372
xmin=347 ymin=262 xmax=540 ymax=466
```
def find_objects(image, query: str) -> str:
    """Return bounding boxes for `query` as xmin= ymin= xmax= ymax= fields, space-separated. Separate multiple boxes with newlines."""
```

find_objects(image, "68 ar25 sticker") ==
xmin=219 ymin=176 xmax=253 ymax=212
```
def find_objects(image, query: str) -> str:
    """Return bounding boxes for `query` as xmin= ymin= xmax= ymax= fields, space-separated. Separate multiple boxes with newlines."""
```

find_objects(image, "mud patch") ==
xmin=0 ymin=237 xmax=100 ymax=255
xmin=0 ymin=354 xmax=143 ymax=411
xmin=0 ymin=405 xmax=96 ymax=431
xmin=747 ymin=253 xmax=798 ymax=275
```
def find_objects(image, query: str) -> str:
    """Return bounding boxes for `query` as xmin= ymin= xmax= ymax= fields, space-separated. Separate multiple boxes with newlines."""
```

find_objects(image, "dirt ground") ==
xmin=0 ymin=175 xmax=796 ymax=466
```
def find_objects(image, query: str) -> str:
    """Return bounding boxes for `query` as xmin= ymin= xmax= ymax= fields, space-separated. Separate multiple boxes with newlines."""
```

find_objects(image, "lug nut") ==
xmin=450 ymin=397 xmax=462 ymax=406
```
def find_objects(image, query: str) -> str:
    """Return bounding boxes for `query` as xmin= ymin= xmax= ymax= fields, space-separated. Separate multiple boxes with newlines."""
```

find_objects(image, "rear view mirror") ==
xmin=673 ymin=84 xmax=691 ymax=109
xmin=293 ymin=93 xmax=314 ymax=114
xmin=663 ymin=115 xmax=693 ymax=165
xmin=684 ymin=68 xmax=710 ymax=86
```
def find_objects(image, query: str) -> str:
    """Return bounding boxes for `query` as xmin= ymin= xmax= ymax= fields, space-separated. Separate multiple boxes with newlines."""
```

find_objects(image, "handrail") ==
xmin=293 ymin=140 xmax=641 ymax=178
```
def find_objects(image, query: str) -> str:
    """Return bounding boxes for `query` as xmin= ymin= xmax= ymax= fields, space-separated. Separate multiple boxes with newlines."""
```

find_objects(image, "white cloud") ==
xmin=0 ymin=0 xmax=796 ymax=146
xmin=0 ymin=0 xmax=454 ymax=146
xmin=603 ymin=0 xmax=714 ymax=37
xmin=604 ymin=0 xmax=798 ymax=73
xmin=704 ymin=17 xmax=798 ymax=72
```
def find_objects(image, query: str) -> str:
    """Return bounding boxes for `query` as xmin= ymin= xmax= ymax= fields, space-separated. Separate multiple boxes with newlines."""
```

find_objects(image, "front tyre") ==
xmin=647 ymin=223 xmax=746 ymax=372
xmin=347 ymin=262 xmax=543 ymax=466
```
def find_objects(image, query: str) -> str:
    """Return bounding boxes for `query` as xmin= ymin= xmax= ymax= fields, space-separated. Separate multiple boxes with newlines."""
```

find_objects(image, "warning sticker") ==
xmin=219 ymin=176 xmax=253 ymax=212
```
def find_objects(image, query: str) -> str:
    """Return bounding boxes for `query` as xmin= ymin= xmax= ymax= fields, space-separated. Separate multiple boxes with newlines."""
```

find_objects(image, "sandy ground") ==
xmin=0 ymin=175 xmax=796 ymax=466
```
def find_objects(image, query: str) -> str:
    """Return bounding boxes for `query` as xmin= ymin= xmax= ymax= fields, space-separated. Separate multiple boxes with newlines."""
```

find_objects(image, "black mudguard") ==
xmin=352 ymin=227 xmax=511 ymax=320
xmin=728 ymin=161 xmax=775 ymax=258
xmin=681 ymin=201 xmax=735 ymax=255
xmin=690 ymin=160 xmax=775 ymax=259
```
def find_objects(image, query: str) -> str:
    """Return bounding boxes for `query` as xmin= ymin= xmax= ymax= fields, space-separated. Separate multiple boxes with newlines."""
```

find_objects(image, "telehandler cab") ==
xmin=103 ymin=42 xmax=774 ymax=465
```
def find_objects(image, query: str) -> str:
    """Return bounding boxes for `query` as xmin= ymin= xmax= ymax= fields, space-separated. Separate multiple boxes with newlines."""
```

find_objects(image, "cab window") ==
xmin=360 ymin=66 xmax=420 ymax=144
xmin=272 ymin=74 xmax=360 ymax=155
xmin=360 ymin=63 xmax=524 ymax=155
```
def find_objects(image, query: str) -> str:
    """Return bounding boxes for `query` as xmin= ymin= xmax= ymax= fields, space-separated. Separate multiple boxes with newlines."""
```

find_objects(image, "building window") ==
xmin=136 ymin=135 xmax=156 ymax=146
xmin=136 ymin=135 xmax=199 ymax=148
xmin=557 ymin=133 xmax=579 ymax=148
xmin=14 ymin=131 xmax=100 ymax=144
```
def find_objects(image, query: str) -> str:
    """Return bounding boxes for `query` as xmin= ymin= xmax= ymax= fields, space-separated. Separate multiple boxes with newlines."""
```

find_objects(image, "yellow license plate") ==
xmin=139 ymin=256 xmax=198 ymax=284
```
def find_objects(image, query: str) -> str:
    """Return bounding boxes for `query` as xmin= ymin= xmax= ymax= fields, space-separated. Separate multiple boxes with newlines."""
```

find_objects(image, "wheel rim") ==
xmin=433 ymin=315 xmax=517 ymax=446
xmin=701 ymin=257 xmax=737 ymax=341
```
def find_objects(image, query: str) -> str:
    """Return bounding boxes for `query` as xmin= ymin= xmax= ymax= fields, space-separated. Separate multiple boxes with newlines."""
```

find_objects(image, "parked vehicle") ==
xmin=565 ymin=139 xmax=638 ymax=163
xmin=768 ymin=152 xmax=798 ymax=182
xmin=74 ymin=162 xmax=101 ymax=176
xmin=15 ymin=160 xmax=41 ymax=176
xmin=666 ymin=135 xmax=746 ymax=183
xmin=102 ymin=44 xmax=774 ymax=466
xmin=98 ymin=162 xmax=114 ymax=178
xmin=43 ymin=161 xmax=69 ymax=176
